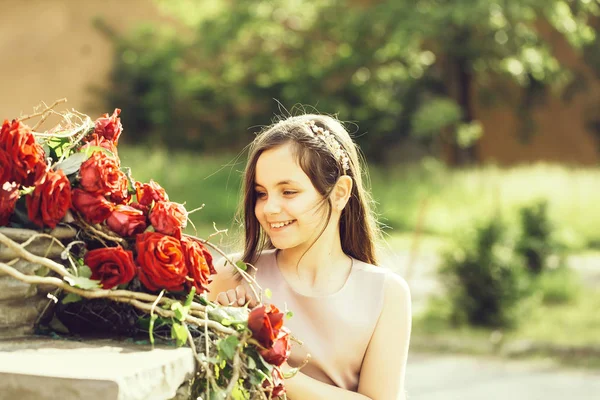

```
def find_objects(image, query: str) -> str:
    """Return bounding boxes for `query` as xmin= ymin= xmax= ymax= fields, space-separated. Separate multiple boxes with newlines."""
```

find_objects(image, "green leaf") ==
xmin=170 ymin=322 xmax=188 ymax=347
xmin=184 ymin=287 xmax=196 ymax=307
xmin=248 ymin=356 xmax=256 ymax=370
xmin=235 ymin=260 xmax=247 ymax=271
xmin=65 ymin=276 xmax=102 ymax=289
xmin=82 ymin=145 xmax=115 ymax=158
xmin=286 ymin=311 xmax=294 ymax=319
xmin=264 ymin=288 xmax=272 ymax=299
xmin=218 ymin=335 xmax=239 ymax=360
xmin=171 ymin=302 xmax=189 ymax=322
xmin=78 ymin=265 xmax=92 ymax=278
xmin=231 ymin=382 xmax=250 ymax=400
xmin=62 ymin=293 xmax=83 ymax=304
xmin=54 ymin=152 xmax=89 ymax=175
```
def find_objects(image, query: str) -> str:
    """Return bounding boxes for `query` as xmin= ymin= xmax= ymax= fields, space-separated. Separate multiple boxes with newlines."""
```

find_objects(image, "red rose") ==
xmin=248 ymin=304 xmax=284 ymax=349
xmin=79 ymin=151 xmax=129 ymax=202
xmin=84 ymin=247 xmax=136 ymax=289
xmin=0 ymin=182 xmax=19 ymax=226
xmin=0 ymin=119 xmax=46 ymax=184
xmin=81 ymin=134 xmax=118 ymax=158
xmin=106 ymin=204 xmax=147 ymax=237
xmin=22 ymin=162 xmax=47 ymax=187
xmin=259 ymin=327 xmax=291 ymax=367
xmin=135 ymin=180 xmax=168 ymax=206
xmin=130 ymin=201 xmax=150 ymax=215
xmin=72 ymin=189 xmax=114 ymax=224
xmin=136 ymin=232 xmax=188 ymax=292
xmin=149 ymin=201 xmax=187 ymax=237
xmin=27 ymin=168 xmax=72 ymax=229
xmin=0 ymin=149 xmax=12 ymax=184
xmin=262 ymin=366 xmax=286 ymax=397
xmin=180 ymin=236 xmax=216 ymax=294
xmin=94 ymin=108 xmax=123 ymax=144
xmin=108 ymin=170 xmax=130 ymax=204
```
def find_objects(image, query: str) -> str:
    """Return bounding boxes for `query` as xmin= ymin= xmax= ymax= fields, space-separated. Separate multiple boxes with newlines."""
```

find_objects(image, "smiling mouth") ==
xmin=269 ymin=220 xmax=295 ymax=229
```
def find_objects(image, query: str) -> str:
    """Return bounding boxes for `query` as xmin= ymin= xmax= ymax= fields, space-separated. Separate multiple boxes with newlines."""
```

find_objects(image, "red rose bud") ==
xmin=94 ymin=108 xmax=123 ymax=144
xmin=0 ymin=149 xmax=12 ymax=184
xmin=26 ymin=168 xmax=72 ymax=229
xmin=248 ymin=304 xmax=285 ymax=349
xmin=259 ymin=327 xmax=292 ymax=367
xmin=79 ymin=151 xmax=129 ymax=202
xmin=72 ymin=189 xmax=114 ymax=224
xmin=107 ymin=204 xmax=147 ymax=237
xmin=136 ymin=232 xmax=188 ymax=292
xmin=135 ymin=180 xmax=168 ymax=206
xmin=84 ymin=247 xmax=136 ymax=289
xmin=149 ymin=201 xmax=187 ymax=237
xmin=0 ymin=181 xmax=19 ymax=226
xmin=262 ymin=366 xmax=286 ymax=397
xmin=0 ymin=119 xmax=46 ymax=184
xmin=181 ymin=236 xmax=216 ymax=294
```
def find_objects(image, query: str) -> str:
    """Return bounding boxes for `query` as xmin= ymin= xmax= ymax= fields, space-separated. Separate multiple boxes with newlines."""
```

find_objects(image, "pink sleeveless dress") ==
xmin=253 ymin=249 xmax=388 ymax=391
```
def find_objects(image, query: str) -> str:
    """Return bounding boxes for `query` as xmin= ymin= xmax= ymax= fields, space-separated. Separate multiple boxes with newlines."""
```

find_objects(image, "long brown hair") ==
xmin=240 ymin=114 xmax=381 ymax=267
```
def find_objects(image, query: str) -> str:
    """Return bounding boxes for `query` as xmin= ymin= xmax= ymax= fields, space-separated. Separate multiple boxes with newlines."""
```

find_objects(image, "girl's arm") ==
xmin=283 ymin=272 xmax=412 ymax=400
xmin=356 ymin=272 xmax=412 ymax=400
xmin=282 ymin=368 xmax=371 ymax=400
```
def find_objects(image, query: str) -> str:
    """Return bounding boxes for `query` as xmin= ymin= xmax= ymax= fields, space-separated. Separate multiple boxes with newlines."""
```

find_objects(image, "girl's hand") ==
xmin=216 ymin=284 xmax=258 ymax=307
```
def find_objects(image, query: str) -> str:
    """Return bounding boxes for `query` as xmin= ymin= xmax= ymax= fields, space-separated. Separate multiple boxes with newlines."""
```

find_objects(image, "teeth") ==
xmin=271 ymin=220 xmax=293 ymax=228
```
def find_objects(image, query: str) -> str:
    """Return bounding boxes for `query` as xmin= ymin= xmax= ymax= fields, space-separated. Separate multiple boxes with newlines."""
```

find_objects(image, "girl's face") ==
xmin=254 ymin=142 xmax=328 ymax=251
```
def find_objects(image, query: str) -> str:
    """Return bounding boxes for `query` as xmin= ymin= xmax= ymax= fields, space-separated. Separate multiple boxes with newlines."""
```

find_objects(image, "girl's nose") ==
xmin=263 ymin=197 xmax=281 ymax=215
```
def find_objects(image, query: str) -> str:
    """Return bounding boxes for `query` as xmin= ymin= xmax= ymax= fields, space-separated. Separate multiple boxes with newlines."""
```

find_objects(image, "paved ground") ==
xmin=406 ymin=353 xmax=600 ymax=400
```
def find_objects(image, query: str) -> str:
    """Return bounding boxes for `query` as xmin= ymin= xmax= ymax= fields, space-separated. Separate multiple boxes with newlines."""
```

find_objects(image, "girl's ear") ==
xmin=331 ymin=175 xmax=353 ymax=211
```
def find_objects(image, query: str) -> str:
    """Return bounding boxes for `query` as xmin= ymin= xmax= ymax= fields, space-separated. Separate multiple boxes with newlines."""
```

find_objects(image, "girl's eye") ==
xmin=283 ymin=190 xmax=297 ymax=196
xmin=256 ymin=191 xmax=267 ymax=199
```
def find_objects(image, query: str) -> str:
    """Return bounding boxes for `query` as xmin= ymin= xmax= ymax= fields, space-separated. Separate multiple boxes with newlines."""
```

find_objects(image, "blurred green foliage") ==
xmin=98 ymin=0 xmax=599 ymax=161
xmin=439 ymin=217 xmax=528 ymax=328
xmin=515 ymin=200 xmax=555 ymax=274
xmin=437 ymin=199 xmax=579 ymax=329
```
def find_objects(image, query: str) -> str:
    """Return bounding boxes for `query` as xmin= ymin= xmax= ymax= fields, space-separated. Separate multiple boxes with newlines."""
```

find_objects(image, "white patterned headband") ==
xmin=306 ymin=120 xmax=351 ymax=173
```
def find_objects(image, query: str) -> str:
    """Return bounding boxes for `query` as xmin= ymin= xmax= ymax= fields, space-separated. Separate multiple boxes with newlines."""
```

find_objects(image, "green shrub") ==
xmin=515 ymin=200 xmax=554 ymax=274
xmin=438 ymin=217 xmax=529 ymax=328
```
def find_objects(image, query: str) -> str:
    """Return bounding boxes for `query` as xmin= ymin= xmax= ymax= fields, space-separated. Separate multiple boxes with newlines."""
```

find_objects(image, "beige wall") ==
xmin=0 ymin=0 xmax=161 ymax=120
xmin=474 ymin=21 xmax=600 ymax=166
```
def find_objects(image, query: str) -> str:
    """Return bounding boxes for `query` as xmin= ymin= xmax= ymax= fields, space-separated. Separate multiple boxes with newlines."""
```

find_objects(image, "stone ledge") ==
xmin=0 ymin=337 xmax=195 ymax=400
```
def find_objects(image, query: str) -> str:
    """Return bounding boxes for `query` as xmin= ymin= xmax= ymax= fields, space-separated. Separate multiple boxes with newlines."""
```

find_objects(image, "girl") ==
xmin=208 ymin=114 xmax=411 ymax=399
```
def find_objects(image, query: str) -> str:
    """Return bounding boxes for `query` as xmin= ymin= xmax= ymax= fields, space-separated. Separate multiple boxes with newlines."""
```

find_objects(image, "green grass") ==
xmin=412 ymin=287 xmax=600 ymax=368
xmin=119 ymin=146 xmax=600 ymax=251
xmin=415 ymin=288 xmax=600 ymax=347
xmin=371 ymin=160 xmax=600 ymax=251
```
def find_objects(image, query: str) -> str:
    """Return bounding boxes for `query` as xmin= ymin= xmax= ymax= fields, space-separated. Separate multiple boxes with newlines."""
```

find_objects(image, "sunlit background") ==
xmin=2 ymin=0 xmax=599 ymax=398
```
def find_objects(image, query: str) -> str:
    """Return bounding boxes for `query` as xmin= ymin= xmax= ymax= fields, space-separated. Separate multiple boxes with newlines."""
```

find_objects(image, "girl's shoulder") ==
xmin=351 ymin=258 xmax=389 ymax=275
